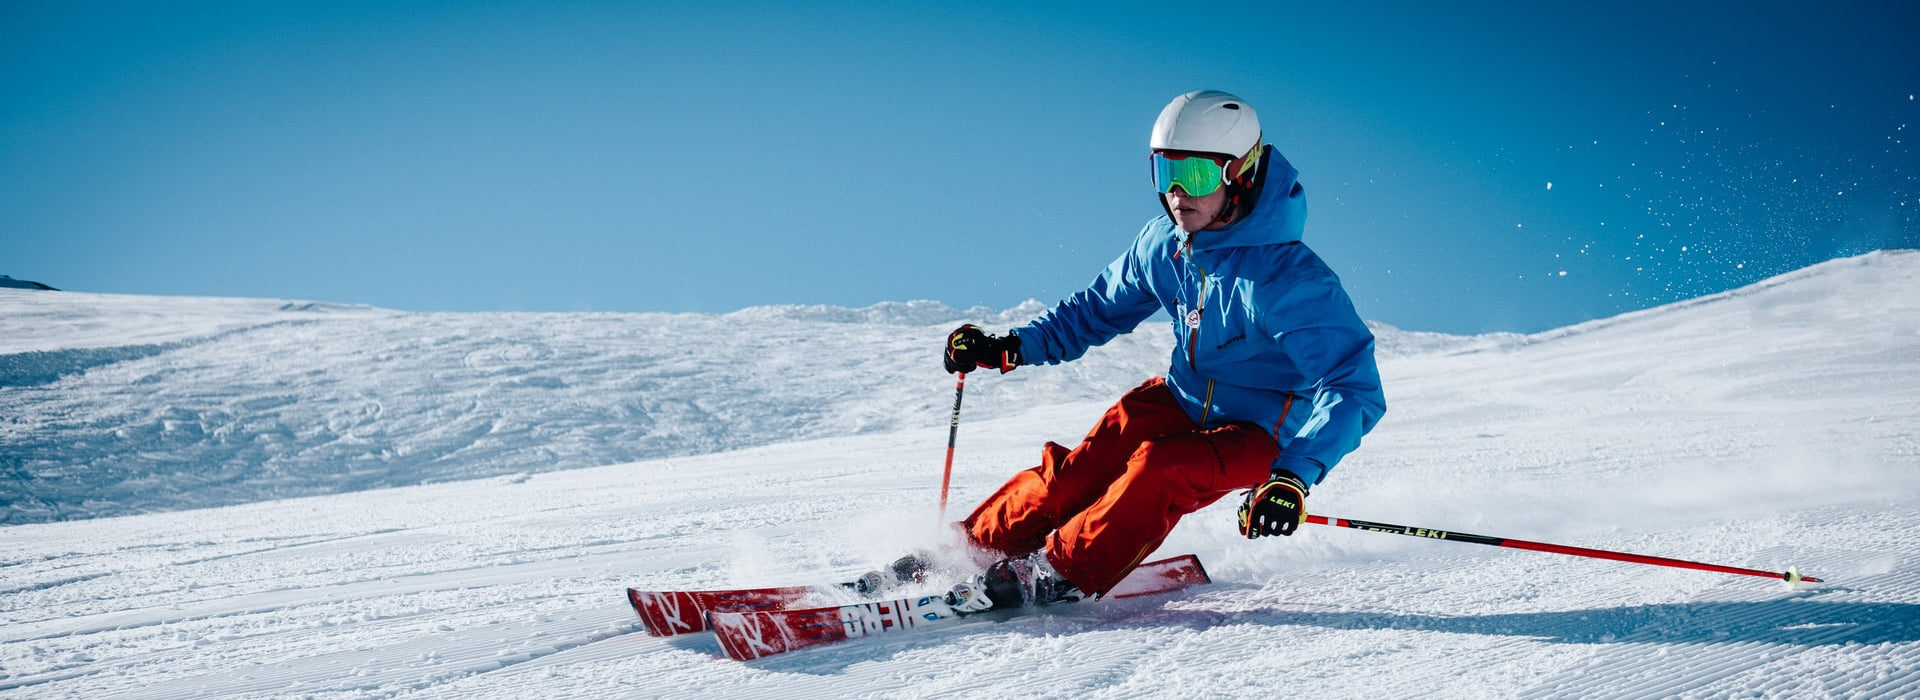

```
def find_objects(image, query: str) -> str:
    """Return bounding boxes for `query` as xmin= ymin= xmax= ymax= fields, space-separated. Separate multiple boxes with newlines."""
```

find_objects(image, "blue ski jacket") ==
xmin=1010 ymin=147 xmax=1386 ymax=486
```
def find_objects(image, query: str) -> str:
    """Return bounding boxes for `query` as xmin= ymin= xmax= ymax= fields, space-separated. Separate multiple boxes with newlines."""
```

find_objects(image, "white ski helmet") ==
xmin=1151 ymin=90 xmax=1261 ymax=159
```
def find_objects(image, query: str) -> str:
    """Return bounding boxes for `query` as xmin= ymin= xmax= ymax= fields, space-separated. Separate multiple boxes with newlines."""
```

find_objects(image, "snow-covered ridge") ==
xmin=2 ymin=250 xmax=1914 ymax=525
xmin=1520 ymin=249 xmax=1920 ymax=348
xmin=0 ymin=293 xmax=1152 ymax=524
xmin=724 ymin=298 xmax=1053 ymax=327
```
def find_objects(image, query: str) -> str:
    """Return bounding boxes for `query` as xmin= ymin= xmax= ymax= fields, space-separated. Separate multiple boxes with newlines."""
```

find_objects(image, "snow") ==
xmin=3 ymin=250 xmax=1918 ymax=697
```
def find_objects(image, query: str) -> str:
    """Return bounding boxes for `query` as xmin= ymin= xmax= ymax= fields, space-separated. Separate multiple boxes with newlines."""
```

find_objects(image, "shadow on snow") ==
xmin=700 ymin=595 xmax=1920 ymax=674
xmin=1228 ymin=596 xmax=1920 ymax=647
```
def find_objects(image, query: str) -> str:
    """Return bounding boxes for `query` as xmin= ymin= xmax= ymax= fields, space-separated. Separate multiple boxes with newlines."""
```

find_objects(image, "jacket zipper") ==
xmin=1182 ymin=238 xmax=1216 ymax=428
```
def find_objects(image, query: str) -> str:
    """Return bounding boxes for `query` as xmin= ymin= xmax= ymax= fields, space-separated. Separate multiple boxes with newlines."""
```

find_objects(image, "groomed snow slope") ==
xmin=2 ymin=250 xmax=1918 ymax=698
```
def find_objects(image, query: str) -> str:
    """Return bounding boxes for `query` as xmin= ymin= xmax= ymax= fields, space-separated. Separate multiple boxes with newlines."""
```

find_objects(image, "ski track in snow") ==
xmin=2 ymin=250 xmax=1918 ymax=697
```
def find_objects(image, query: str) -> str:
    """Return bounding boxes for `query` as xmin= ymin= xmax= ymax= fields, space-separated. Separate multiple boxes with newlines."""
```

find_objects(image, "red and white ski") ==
xmin=627 ymin=584 xmax=824 ymax=637
xmin=707 ymin=554 xmax=1210 ymax=661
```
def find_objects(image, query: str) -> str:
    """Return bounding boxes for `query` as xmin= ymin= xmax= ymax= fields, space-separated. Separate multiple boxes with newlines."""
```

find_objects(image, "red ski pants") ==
xmin=962 ymin=377 xmax=1277 ymax=596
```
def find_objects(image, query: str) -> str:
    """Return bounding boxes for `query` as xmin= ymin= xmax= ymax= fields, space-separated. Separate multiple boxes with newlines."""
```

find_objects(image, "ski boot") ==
xmin=943 ymin=551 xmax=1084 ymax=614
xmin=853 ymin=551 xmax=934 ymax=595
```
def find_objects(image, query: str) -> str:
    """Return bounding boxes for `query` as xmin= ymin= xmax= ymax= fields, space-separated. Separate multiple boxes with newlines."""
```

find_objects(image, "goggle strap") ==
xmin=1232 ymin=141 xmax=1262 ymax=181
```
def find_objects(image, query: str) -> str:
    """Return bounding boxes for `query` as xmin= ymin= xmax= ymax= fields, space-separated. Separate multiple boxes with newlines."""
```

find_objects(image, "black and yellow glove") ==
xmin=1238 ymin=471 xmax=1308 ymax=538
xmin=944 ymin=324 xmax=1021 ymax=374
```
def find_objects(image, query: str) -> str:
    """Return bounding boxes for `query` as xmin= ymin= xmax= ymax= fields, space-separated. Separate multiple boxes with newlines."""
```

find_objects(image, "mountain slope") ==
xmin=0 ymin=251 xmax=1916 ymax=697
xmin=0 ymin=296 xmax=1163 ymax=523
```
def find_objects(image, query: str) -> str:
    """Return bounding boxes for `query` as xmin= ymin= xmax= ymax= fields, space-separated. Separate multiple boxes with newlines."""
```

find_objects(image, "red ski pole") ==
xmin=937 ymin=372 xmax=966 ymax=524
xmin=1305 ymin=514 xmax=1819 ymax=584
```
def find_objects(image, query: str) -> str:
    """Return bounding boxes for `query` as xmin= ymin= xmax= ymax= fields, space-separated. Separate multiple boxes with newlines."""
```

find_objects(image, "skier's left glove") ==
xmin=944 ymin=325 xmax=1021 ymax=374
xmin=1238 ymin=471 xmax=1309 ymax=538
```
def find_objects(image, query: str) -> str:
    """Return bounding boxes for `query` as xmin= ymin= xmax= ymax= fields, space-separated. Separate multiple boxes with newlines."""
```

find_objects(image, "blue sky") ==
xmin=3 ymin=1 xmax=1915 ymax=334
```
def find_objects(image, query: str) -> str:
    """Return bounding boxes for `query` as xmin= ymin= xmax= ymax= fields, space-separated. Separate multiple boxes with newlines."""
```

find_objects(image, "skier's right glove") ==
xmin=944 ymin=324 xmax=1021 ymax=374
xmin=1238 ymin=471 xmax=1309 ymax=538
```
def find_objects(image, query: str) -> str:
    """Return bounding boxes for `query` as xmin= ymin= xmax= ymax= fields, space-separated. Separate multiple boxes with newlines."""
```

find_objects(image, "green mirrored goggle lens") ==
xmin=1151 ymin=152 xmax=1227 ymax=196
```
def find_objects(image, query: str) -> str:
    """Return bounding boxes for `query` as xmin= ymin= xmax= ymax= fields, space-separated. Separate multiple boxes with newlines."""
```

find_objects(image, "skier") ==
xmin=940 ymin=90 xmax=1386 ymax=611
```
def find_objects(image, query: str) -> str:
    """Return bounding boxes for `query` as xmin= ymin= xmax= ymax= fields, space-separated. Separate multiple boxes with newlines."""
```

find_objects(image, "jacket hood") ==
xmin=1177 ymin=145 xmax=1306 ymax=251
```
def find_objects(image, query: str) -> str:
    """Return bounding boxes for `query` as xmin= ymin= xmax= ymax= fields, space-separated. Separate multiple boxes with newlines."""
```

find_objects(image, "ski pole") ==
xmin=937 ymin=372 xmax=967 ymax=524
xmin=1305 ymin=514 xmax=1819 ymax=584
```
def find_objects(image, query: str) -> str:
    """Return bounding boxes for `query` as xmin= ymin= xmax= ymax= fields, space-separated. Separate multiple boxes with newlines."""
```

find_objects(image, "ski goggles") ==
xmin=1151 ymin=151 xmax=1230 ymax=197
